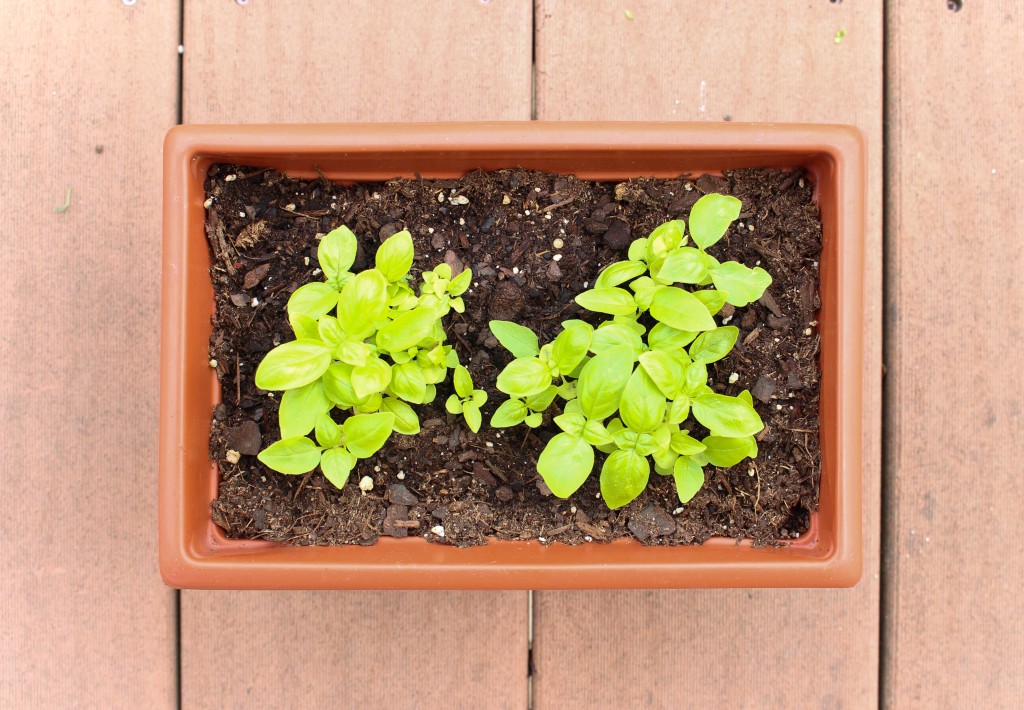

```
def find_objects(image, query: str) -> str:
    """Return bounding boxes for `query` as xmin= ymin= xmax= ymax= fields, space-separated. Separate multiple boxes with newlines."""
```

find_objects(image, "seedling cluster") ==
xmin=254 ymin=226 xmax=469 ymax=489
xmin=252 ymin=193 xmax=771 ymax=510
xmin=489 ymin=194 xmax=772 ymax=508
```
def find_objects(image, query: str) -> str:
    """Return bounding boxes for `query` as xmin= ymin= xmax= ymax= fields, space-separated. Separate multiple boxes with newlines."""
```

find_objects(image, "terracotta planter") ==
xmin=160 ymin=122 xmax=864 ymax=589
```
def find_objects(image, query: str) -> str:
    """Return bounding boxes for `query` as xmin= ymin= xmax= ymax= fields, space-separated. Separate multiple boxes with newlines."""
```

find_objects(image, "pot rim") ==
xmin=160 ymin=122 xmax=865 ymax=589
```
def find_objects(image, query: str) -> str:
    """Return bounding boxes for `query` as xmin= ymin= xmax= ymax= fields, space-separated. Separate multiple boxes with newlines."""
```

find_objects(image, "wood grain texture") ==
xmin=533 ymin=2 xmax=882 ymax=707
xmin=183 ymin=592 xmax=527 ymax=709
xmin=181 ymin=3 xmax=532 ymax=707
xmin=885 ymin=3 xmax=1024 ymax=707
xmin=184 ymin=0 xmax=533 ymax=123
xmin=0 ymin=1 xmax=178 ymax=707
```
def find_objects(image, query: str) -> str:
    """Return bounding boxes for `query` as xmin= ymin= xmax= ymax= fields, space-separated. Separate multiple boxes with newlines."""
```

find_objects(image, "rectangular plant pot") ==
xmin=161 ymin=122 xmax=865 ymax=589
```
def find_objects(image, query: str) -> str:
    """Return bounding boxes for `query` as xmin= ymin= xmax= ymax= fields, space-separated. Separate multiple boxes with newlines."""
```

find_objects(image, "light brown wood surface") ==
xmin=180 ymin=2 xmax=533 ymax=707
xmin=0 ymin=1 xmax=178 ymax=707
xmin=533 ymin=1 xmax=883 ymax=707
xmin=885 ymin=2 xmax=1024 ymax=707
xmin=184 ymin=0 xmax=533 ymax=123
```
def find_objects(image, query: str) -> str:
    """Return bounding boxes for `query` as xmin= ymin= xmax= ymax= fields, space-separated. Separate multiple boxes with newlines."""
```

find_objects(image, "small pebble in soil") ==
xmin=226 ymin=421 xmax=262 ymax=455
xmin=553 ymin=238 xmax=564 ymax=249
xmin=804 ymin=327 xmax=813 ymax=335
xmin=224 ymin=449 xmax=240 ymax=464
xmin=602 ymin=220 xmax=631 ymax=250
xmin=358 ymin=476 xmax=374 ymax=492
xmin=397 ymin=471 xmax=406 ymax=480
xmin=388 ymin=484 xmax=418 ymax=505
xmin=431 ymin=525 xmax=445 ymax=537
xmin=728 ymin=372 xmax=739 ymax=384
xmin=203 ymin=198 xmax=213 ymax=209
xmin=552 ymin=254 xmax=562 ymax=262
xmin=209 ymin=359 xmax=218 ymax=368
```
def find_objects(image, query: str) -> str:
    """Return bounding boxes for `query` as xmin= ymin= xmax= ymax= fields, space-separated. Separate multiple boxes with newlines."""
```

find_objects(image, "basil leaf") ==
xmin=537 ymin=433 xmax=595 ymax=498
xmin=525 ymin=384 xmax=558 ymax=411
xmin=692 ymin=289 xmax=728 ymax=316
xmin=553 ymin=412 xmax=586 ymax=436
xmin=279 ymin=380 xmax=331 ymax=438
xmin=376 ymin=308 xmax=437 ymax=353
xmin=691 ymin=392 xmax=764 ymax=437
xmin=594 ymin=260 xmax=648 ymax=289
xmin=381 ymin=396 xmax=420 ymax=435
xmin=289 ymin=312 xmax=320 ymax=341
xmin=342 ymin=412 xmax=395 ymax=458
xmin=582 ymin=419 xmax=612 ymax=446
xmin=488 ymin=320 xmax=540 ymax=357
xmin=619 ymin=367 xmax=666 ymax=433
xmin=448 ymin=268 xmax=473 ymax=296
xmin=445 ymin=394 xmax=464 ymax=414
xmin=318 ymin=225 xmax=358 ymax=280
xmin=322 ymin=362 xmax=362 ymax=407
xmin=650 ymin=287 xmax=716 ymax=332
xmin=634 ymin=432 xmax=661 ymax=457
xmin=654 ymin=247 xmax=707 ymax=284
xmin=314 ymin=411 xmax=342 ymax=448
xmin=490 ymin=398 xmax=528 ymax=428
xmin=639 ymin=350 xmax=685 ymax=399
xmin=336 ymin=341 xmax=369 ymax=367
xmin=375 ymin=230 xmax=414 ymax=282
xmin=577 ymin=346 xmax=633 ymax=420
xmin=351 ymin=357 xmax=392 ymax=400
xmin=667 ymin=395 xmax=690 ymax=424
xmin=600 ymin=449 xmax=650 ymax=509
xmin=710 ymin=262 xmax=773 ymax=307
xmin=257 ymin=436 xmax=321 ymax=475
xmin=496 ymin=358 xmax=552 ymax=398
xmin=462 ymin=401 xmax=483 ymax=433
xmin=575 ymin=287 xmax=637 ymax=316
xmin=688 ymin=326 xmax=739 ymax=364
xmin=647 ymin=220 xmax=685 ymax=260
xmin=317 ymin=315 xmax=346 ymax=346
xmin=673 ymin=456 xmax=705 ymax=503
xmin=689 ymin=194 xmax=741 ymax=250
xmin=628 ymin=237 xmax=649 ymax=262
xmin=683 ymin=361 xmax=709 ymax=395
xmin=453 ymin=365 xmax=474 ymax=398
xmin=590 ymin=323 xmax=644 ymax=358
xmin=338 ymin=269 xmax=389 ymax=339
xmin=320 ymin=447 xmax=357 ymax=489
xmin=671 ymin=430 xmax=706 ymax=456
xmin=647 ymin=322 xmax=698 ymax=351
xmin=524 ymin=411 xmax=543 ymax=428
xmin=702 ymin=435 xmax=758 ymax=468
xmin=551 ymin=323 xmax=593 ymax=375
xmin=254 ymin=339 xmax=332 ymax=391
xmin=287 ymin=282 xmax=340 ymax=321
xmin=389 ymin=362 xmax=428 ymax=403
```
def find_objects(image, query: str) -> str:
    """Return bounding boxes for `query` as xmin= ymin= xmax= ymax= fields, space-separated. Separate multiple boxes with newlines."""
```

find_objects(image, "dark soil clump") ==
xmin=205 ymin=166 xmax=822 ymax=548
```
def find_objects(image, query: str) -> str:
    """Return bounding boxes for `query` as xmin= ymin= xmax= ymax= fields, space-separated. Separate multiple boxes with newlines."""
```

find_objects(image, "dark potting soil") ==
xmin=205 ymin=166 xmax=822 ymax=548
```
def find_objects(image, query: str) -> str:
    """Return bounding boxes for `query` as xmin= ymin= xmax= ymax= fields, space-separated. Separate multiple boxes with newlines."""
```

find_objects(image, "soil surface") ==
xmin=205 ymin=166 xmax=822 ymax=547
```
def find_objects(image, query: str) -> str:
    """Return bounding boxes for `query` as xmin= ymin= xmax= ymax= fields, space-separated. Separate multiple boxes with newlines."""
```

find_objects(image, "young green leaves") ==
xmin=489 ymin=194 xmax=770 ymax=511
xmin=445 ymin=365 xmax=488 ymax=433
xmin=252 ymin=224 xmax=471 ymax=490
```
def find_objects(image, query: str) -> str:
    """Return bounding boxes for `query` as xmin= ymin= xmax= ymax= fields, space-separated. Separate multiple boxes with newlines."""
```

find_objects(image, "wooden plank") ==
xmin=183 ymin=592 xmax=528 ymax=708
xmin=184 ymin=0 xmax=533 ymax=123
xmin=533 ymin=2 xmax=882 ymax=707
xmin=885 ymin=3 xmax=1024 ymax=707
xmin=0 ymin=1 xmax=179 ymax=707
xmin=181 ymin=3 xmax=533 ymax=707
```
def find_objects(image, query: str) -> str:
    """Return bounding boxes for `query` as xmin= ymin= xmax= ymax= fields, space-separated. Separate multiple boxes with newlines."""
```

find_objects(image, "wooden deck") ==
xmin=0 ymin=1 xmax=1018 ymax=707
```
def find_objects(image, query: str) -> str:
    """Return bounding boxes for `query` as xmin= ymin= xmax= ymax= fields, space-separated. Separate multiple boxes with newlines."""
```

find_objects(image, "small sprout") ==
xmin=225 ymin=450 xmax=241 ymax=464
xmin=834 ymin=28 xmax=846 ymax=44
xmin=53 ymin=187 xmax=72 ymax=214
xmin=624 ymin=9 xmax=634 ymax=20
xmin=359 ymin=475 xmax=374 ymax=492
xmin=446 ymin=365 xmax=488 ymax=433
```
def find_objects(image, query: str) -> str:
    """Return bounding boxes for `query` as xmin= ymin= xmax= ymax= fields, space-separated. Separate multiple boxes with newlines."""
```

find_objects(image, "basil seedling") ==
xmin=490 ymin=195 xmax=772 ymax=509
xmin=253 ymin=225 xmax=469 ymax=489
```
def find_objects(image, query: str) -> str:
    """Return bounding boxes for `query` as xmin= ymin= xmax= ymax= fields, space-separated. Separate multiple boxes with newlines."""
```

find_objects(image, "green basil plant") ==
xmin=253 ymin=225 xmax=470 ymax=489
xmin=489 ymin=194 xmax=772 ymax=509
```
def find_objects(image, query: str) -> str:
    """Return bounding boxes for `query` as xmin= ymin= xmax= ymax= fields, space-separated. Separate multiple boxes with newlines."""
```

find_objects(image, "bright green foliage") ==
xmin=489 ymin=194 xmax=770 ymax=509
xmin=254 ymin=225 xmax=471 ymax=488
xmin=445 ymin=365 xmax=488 ymax=433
